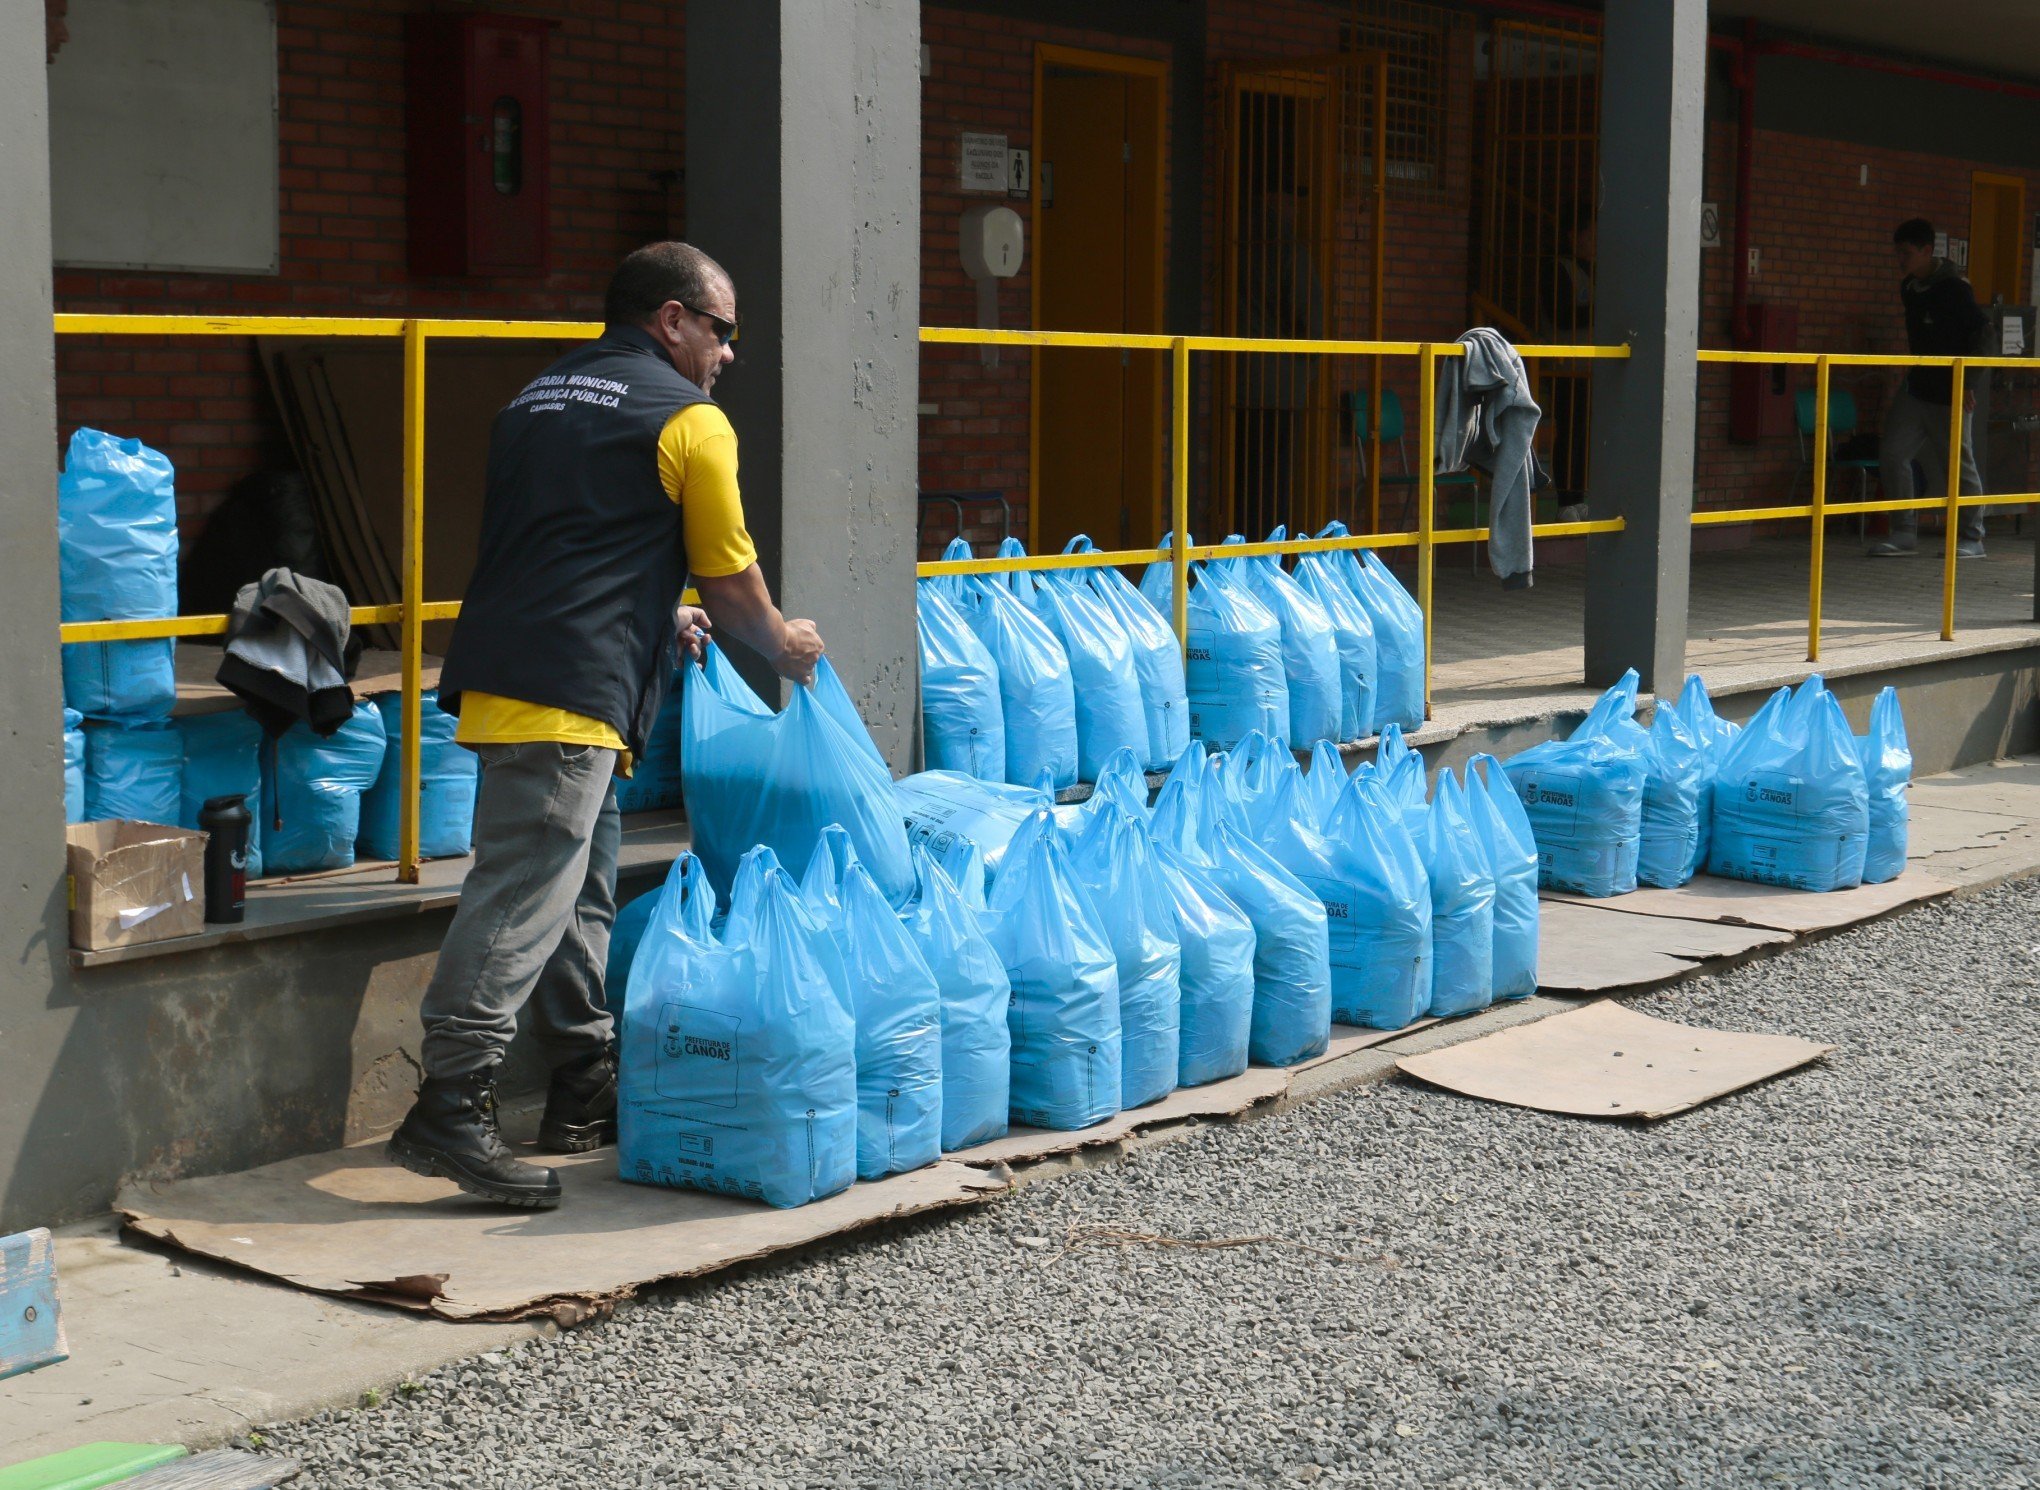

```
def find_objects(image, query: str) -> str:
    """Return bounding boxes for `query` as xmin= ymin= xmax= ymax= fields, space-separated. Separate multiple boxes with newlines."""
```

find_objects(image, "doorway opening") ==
xmin=1030 ymin=45 xmax=1166 ymax=553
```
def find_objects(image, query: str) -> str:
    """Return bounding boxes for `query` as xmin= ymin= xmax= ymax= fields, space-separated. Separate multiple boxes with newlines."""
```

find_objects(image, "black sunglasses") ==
xmin=679 ymin=301 xmax=739 ymax=346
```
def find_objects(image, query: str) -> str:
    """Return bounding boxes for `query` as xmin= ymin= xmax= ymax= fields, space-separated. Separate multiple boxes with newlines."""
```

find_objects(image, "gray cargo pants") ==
xmin=1879 ymin=387 xmax=1986 ymax=542
xmin=419 ymin=741 xmax=620 ymax=1080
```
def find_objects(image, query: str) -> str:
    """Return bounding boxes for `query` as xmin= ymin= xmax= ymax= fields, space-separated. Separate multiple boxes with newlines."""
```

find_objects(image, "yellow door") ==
xmin=1032 ymin=49 xmax=1165 ymax=552
xmin=1969 ymin=172 xmax=2026 ymax=305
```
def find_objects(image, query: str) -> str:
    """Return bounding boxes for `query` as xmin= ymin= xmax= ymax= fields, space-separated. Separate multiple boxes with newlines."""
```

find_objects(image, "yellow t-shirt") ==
xmin=456 ymin=403 xmax=758 ymax=766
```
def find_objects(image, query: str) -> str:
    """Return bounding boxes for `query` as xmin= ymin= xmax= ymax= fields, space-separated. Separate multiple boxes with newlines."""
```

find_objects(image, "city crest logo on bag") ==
xmin=1523 ymin=779 xmax=1575 ymax=810
xmin=655 ymin=1002 xmax=741 ymax=1108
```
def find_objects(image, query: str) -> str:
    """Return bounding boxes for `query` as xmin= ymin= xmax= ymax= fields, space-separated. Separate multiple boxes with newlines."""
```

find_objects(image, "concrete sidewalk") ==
xmin=6 ymin=753 xmax=2039 ymax=1462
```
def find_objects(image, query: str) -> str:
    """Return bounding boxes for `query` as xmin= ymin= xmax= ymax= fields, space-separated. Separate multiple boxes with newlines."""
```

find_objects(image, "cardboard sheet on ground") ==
xmin=1396 ymin=1001 xmax=1835 ymax=1119
xmin=117 ymin=1141 xmax=1005 ymax=1324
xmin=1543 ymin=869 xmax=1949 ymax=935
xmin=953 ymin=1067 xmax=1291 ymax=1169
xmin=1535 ymin=900 xmax=1791 ymax=992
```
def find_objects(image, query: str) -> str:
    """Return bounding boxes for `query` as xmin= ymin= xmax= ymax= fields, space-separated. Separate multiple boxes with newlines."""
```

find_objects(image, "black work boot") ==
xmin=537 ymin=1048 xmax=618 ymax=1154
xmin=386 ymin=1067 xmax=562 ymax=1208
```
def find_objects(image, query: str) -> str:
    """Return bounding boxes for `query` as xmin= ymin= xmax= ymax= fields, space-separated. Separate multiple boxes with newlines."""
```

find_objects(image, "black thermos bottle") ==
xmin=199 ymin=793 xmax=251 ymax=924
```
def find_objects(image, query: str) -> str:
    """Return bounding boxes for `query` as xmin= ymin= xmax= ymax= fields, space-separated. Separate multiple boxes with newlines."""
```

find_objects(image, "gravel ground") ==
xmin=259 ymin=880 xmax=2040 ymax=1490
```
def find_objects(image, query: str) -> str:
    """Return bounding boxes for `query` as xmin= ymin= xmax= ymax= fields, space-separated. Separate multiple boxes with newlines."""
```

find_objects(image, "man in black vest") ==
xmin=387 ymin=242 xmax=825 ymax=1208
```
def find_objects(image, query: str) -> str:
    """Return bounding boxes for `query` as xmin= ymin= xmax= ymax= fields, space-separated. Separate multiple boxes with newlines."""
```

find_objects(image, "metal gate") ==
xmin=1474 ymin=16 xmax=1601 ymax=508
xmin=1217 ymin=51 xmax=1387 ymax=542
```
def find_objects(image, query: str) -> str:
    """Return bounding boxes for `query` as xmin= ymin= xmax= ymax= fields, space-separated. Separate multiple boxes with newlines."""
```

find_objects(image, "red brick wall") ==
xmin=1695 ymin=121 xmax=2040 ymax=521
xmin=53 ymin=0 xmax=684 ymax=534
xmin=916 ymin=7 xmax=1173 ymax=557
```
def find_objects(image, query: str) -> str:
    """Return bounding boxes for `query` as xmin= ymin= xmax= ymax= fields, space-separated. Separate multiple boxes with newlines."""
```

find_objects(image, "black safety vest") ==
xmin=439 ymin=324 xmax=711 ymax=760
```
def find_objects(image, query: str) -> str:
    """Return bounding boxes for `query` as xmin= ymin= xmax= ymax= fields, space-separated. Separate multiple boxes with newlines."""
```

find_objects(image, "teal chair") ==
xmin=1348 ymin=388 xmax=1478 ymax=536
xmin=1795 ymin=386 xmax=1877 ymax=532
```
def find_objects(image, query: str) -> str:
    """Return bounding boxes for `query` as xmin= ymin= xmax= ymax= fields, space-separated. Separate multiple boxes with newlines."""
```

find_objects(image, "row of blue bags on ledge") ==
xmin=72 ymin=691 xmax=478 ymax=875
xmin=1501 ymin=672 xmax=1910 ymax=896
xmin=917 ymin=527 xmax=1428 ymax=788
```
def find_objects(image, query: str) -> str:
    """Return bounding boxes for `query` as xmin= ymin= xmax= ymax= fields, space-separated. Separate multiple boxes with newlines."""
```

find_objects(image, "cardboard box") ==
xmin=66 ymin=820 xmax=206 ymax=952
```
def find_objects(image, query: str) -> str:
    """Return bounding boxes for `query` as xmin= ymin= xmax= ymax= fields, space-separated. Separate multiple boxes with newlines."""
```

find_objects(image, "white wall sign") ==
xmin=49 ymin=0 xmax=280 ymax=274
xmin=960 ymin=132 xmax=1009 ymax=193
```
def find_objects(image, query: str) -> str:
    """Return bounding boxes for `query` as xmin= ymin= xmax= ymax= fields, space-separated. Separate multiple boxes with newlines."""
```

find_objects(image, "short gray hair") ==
xmin=604 ymin=242 xmax=731 ymax=325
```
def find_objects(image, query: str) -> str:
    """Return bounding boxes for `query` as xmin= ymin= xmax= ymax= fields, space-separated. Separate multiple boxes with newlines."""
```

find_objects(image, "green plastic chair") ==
xmin=1795 ymin=386 xmax=1877 ymax=530
xmin=1348 ymin=388 xmax=1477 ymax=536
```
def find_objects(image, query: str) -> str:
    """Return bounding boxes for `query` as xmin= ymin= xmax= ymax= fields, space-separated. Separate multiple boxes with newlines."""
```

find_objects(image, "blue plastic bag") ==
xmin=358 ymin=691 xmax=478 ymax=862
xmin=176 ymin=710 xmax=264 ymax=878
xmin=1569 ymin=670 xmax=1705 ymax=889
xmin=615 ymin=670 xmax=686 ymax=813
xmin=896 ymin=769 xmax=1051 ymax=886
xmin=1318 ymin=526 xmax=1425 ymax=733
xmin=1084 ymin=745 xmax=1152 ymax=827
xmin=1153 ymin=765 xmax=1331 ymax=1066
xmin=1710 ymin=678 xmax=1869 ymax=891
xmin=1068 ymin=805 xmax=1182 ymax=1110
xmin=605 ymin=888 xmax=658 ymax=1017
xmin=901 ymin=843 xmax=1012 ymax=1150
xmin=63 ymin=710 xmax=86 ymax=824
xmin=1466 ymin=756 xmax=1539 ymax=1000
xmin=1065 ymin=536 xmax=1189 ymax=771
xmin=1857 ymin=687 xmax=1910 ymax=884
xmin=802 ymin=828 xmax=944 ymax=1180
xmin=999 ymin=539 xmax=1145 ymax=782
xmin=983 ymin=809 xmax=1122 ymax=1131
xmin=1674 ymin=674 xmax=1740 ymax=873
xmin=1373 ymin=724 xmax=1429 ymax=818
xmin=1502 ymin=729 xmax=1647 ymax=897
xmin=1294 ymin=547 xmax=1379 ymax=745
xmin=1151 ymin=841 xmax=1256 ymax=1086
xmin=1257 ymin=765 xmax=1430 ymax=1032
xmin=682 ymin=645 xmax=913 ymax=907
xmin=1221 ymin=728 xmax=1298 ymax=825
xmin=949 ymin=543 xmax=1079 ymax=790
xmin=620 ymin=850 xmax=857 ymax=1208
xmin=1140 ymin=534 xmax=1289 ymax=752
xmin=59 ymin=428 xmax=178 ymax=722
xmin=265 ymin=701 xmax=388 ymax=874
xmin=1299 ymin=741 xmax=1346 ymax=828
xmin=84 ymin=720 xmax=181 ymax=824
xmin=1219 ymin=531 xmax=1342 ymax=748
xmin=1418 ymin=772 xmax=1496 ymax=1018
xmin=917 ymin=583 xmax=1006 ymax=781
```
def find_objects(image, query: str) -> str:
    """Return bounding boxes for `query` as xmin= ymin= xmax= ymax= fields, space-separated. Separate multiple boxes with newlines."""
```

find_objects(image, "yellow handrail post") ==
xmin=398 ymin=320 xmax=427 ymax=884
xmin=1417 ymin=341 xmax=1437 ymax=719
xmin=1170 ymin=336 xmax=1190 ymax=654
xmin=1940 ymin=358 xmax=1965 ymax=642
xmin=1808 ymin=355 xmax=1830 ymax=662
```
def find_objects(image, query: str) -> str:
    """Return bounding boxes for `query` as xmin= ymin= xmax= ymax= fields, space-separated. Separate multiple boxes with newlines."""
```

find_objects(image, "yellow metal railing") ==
xmin=54 ymin=312 xmax=605 ymax=883
xmin=1694 ymin=348 xmax=2040 ymax=659
xmin=918 ymin=327 xmax=1633 ymax=711
xmin=53 ymin=314 xmax=1628 ymax=887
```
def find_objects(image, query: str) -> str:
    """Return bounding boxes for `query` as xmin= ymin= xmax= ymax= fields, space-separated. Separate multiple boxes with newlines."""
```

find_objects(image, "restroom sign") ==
xmin=960 ymin=132 xmax=1008 ymax=192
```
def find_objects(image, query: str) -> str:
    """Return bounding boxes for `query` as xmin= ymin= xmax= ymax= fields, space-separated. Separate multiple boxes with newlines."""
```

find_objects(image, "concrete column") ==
xmin=1582 ymin=0 xmax=1707 ymax=693
xmin=686 ymin=0 xmax=922 ymax=769
xmin=0 ymin=5 xmax=77 ymax=1230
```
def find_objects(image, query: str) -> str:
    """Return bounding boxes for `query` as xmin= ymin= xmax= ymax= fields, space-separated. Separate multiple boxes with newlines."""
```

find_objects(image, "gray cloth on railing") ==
xmin=217 ymin=567 xmax=359 ymax=736
xmin=1434 ymin=327 xmax=1547 ymax=590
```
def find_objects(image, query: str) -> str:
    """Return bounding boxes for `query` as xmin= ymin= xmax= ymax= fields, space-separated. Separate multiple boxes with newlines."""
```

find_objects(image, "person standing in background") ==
xmin=1870 ymin=217 xmax=1989 ymax=559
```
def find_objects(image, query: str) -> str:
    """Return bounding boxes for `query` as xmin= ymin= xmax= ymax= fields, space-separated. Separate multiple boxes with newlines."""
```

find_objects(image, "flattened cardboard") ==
xmin=66 ymin=821 xmax=206 ymax=951
xmin=1541 ymin=870 xmax=1949 ymax=935
xmin=1396 ymin=1000 xmax=1835 ymax=1120
xmin=953 ymin=1066 xmax=1291 ymax=1169
xmin=1533 ymin=899 xmax=1789 ymax=992
xmin=118 ymin=1141 xmax=1006 ymax=1323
